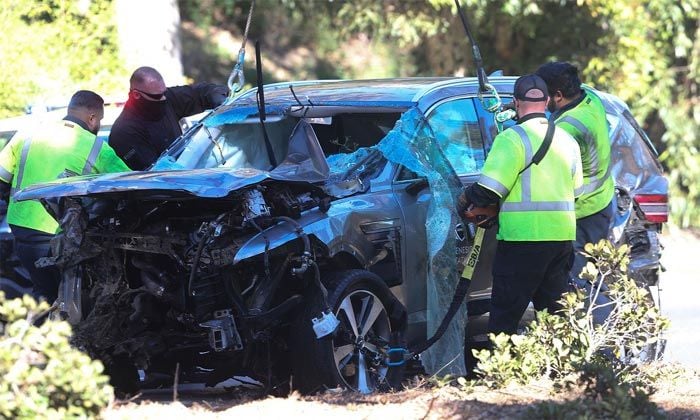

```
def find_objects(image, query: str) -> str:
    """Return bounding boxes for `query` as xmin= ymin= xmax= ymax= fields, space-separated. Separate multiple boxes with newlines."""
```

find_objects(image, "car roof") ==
xmin=232 ymin=77 xmax=519 ymax=108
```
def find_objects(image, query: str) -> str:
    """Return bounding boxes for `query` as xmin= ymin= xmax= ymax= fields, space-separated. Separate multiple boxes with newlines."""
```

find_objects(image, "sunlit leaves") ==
xmin=0 ymin=292 xmax=113 ymax=418
xmin=0 ymin=0 xmax=126 ymax=118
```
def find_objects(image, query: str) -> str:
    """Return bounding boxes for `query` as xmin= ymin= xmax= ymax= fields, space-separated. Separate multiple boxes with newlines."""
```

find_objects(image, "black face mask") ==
xmin=130 ymin=91 xmax=167 ymax=120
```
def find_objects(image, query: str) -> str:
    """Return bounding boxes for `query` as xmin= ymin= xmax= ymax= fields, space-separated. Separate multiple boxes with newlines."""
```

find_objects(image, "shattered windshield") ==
xmin=152 ymin=106 xmax=402 ymax=189
xmin=158 ymin=117 xmax=299 ymax=171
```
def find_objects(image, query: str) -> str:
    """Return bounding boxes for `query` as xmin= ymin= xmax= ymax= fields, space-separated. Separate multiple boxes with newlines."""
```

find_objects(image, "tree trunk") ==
xmin=114 ymin=0 xmax=184 ymax=85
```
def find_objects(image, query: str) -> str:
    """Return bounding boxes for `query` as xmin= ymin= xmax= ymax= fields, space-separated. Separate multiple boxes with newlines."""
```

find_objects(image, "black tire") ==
xmin=291 ymin=269 xmax=405 ymax=394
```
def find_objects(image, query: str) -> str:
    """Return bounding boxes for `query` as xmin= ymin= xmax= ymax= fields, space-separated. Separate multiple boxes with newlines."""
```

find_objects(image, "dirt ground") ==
xmin=104 ymin=368 xmax=700 ymax=419
xmin=103 ymin=228 xmax=700 ymax=419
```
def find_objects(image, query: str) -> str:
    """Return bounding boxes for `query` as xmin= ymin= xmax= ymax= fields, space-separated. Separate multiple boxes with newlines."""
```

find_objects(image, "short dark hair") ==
xmin=130 ymin=66 xmax=164 ymax=86
xmin=535 ymin=62 xmax=581 ymax=99
xmin=67 ymin=90 xmax=104 ymax=112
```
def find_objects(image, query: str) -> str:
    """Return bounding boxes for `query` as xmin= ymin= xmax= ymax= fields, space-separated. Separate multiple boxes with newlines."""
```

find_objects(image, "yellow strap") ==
xmin=461 ymin=226 xmax=485 ymax=280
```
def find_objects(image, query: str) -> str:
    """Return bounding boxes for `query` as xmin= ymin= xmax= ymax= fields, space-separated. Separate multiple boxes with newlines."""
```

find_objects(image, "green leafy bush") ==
xmin=0 ymin=293 xmax=113 ymax=419
xmin=473 ymin=240 xmax=668 ymax=387
xmin=525 ymin=362 xmax=664 ymax=419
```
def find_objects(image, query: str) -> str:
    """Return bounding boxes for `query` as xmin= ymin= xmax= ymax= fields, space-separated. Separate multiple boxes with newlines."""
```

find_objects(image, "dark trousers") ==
xmin=488 ymin=240 xmax=573 ymax=335
xmin=571 ymin=201 xmax=613 ymax=280
xmin=10 ymin=224 xmax=59 ymax=302
xmin=570 ymin=201 xmax=615 ymax=325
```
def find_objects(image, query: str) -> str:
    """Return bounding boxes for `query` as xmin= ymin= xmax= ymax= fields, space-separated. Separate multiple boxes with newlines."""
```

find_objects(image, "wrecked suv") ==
xmin=15 ymin=77 xmax=668 ymax=394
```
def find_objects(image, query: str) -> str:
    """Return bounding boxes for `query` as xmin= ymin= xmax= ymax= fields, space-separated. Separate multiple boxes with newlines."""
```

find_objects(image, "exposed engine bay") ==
xmin=44 ymin=181 xmax=335 ymax=390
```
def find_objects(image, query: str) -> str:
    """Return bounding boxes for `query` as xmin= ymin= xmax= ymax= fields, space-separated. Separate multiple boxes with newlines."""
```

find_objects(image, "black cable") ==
xmin=255 ymin=41 xmax=278 ymax=168
xmin=309 ymin=260 xmax=329 ymax=312
xmin=408 ymin=275 xmax=471 ymax=356
xmin=454 ymin=0 xmax=489 ymax=93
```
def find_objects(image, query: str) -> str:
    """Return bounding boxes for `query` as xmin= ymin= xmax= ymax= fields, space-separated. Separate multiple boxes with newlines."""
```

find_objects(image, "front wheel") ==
xmin=291 ymin=269 xmax=405 ymax=394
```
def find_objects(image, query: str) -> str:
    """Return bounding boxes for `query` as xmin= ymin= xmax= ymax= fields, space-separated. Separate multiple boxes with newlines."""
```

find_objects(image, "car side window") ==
xmin=426 ymin=98 xmax=485 ymax=175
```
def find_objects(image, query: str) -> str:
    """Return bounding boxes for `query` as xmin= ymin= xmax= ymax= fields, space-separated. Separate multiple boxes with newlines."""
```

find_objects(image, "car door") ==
xmin=391 ymin=97 xmax=492 ymax=343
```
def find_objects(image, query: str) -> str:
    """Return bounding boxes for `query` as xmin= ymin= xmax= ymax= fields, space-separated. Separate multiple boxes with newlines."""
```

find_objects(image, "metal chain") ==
xmin=227 ymin=0 xmax=256 ymax=97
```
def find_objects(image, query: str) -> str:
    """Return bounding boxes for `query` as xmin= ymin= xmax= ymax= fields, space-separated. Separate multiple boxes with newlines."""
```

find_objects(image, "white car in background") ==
xmin=0 ymin=100 xmax=126 ymax=147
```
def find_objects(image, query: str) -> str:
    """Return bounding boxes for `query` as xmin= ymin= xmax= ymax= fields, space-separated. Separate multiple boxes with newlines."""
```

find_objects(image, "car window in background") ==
xmin=426 ymin=98 xmax=485 ymax=175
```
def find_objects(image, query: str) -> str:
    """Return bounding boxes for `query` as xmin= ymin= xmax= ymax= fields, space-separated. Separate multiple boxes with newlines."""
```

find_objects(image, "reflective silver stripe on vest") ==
xmin=501 ymin=201 xmax=575 ymax=212
xmin=478 ymin=174 xmax=510 ymax=197
xmin=570 ymin=147 xmax=578 ymax=177
xmin=559 ymin=115 xmax=610 ymax=191
xmin=577 ymin=162 xmax=611 ymax=194
xmin=499 ymin=124 xmax=575 ymax=214
xmin=574 ymin=185 xmax=586 ymax=196
xmin=13 ymin=138 xmax=32 ymax=196
xmin=82 ymin=140 xmax=103 ymax=175
xmin=511 ymin=125 xmax=534 ymax=201
xmin=0 ymin=164 xmax=12 ymax=183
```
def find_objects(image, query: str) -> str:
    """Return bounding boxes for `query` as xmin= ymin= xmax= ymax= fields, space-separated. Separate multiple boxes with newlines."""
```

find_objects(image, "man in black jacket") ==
xmin=109 ymin=66 xmax=228 ymax=170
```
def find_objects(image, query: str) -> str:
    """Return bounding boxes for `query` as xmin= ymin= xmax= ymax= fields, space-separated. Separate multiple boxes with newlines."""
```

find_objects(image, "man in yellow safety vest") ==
xmin=0 ymin=90 xmax=130 ymax=302
xmin=536 ymin=62 xmax=615 ymax=282
xmin=458 ymin=74 xmax=584 ymax=335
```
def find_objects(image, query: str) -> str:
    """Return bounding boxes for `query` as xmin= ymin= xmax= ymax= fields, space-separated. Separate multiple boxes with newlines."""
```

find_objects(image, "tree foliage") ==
xmin=0 ymin=0 xmax=126 ymax=118
xmin=176 ymin=0 xmax=699 ymax=226
xmin=1 ymin=0 xmax=697 ymax=224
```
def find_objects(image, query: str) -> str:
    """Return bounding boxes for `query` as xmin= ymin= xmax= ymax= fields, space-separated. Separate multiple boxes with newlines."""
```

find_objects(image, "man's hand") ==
xmin=457 ymin=190 xmax=472 ymax=214
xmin=464 ymin=204 xmax=499 ymax=228
xmin=208 ymin=86 xmax=229 ymax=107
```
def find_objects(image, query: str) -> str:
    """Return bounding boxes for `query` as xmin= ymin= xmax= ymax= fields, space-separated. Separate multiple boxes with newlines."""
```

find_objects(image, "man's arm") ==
xmin=108 ymin=121 xmax=151 ymax=171
xmin=0 ymin=180 xmax=10 ymax=203
xmin=94 ymin=141 xmax=132 ymax=174
xmin=572 ymin=140 xmax=584 ymax=198
xmin=463 ymin=183 xmax=500 ymax=208
xmin=167 ymin=83 xmax=229 ymax=119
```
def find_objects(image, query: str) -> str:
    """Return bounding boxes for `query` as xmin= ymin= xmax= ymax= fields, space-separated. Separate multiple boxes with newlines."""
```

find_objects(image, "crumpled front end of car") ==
xmin=37 ymin=177 xmax=334 ymax=389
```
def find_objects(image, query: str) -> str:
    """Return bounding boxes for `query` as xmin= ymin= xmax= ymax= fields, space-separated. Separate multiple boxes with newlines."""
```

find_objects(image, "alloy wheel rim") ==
xmin=332 ymin=290 xmax=391 ymax=394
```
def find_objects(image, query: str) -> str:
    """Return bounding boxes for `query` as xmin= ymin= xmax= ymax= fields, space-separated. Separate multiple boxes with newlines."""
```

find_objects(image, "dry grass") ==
xmin=103 ymin=365 xmax=700 ymax=420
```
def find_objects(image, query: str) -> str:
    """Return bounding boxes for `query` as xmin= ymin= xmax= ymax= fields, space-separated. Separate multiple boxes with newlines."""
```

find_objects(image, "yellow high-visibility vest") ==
xmin=555 ymin=88 xmax=615 ymax=219
xmin=477 ymin=116 xmax=583 ymax=241
xmin=0 ymin=119 xmax=129 ymax=234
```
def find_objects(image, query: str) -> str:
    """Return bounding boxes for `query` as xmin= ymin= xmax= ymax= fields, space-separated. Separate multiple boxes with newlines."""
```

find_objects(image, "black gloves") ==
xmin=458 ymin=185 xmax=498 ymax=229
xmin=207 ymin=85 xmax=229 ymax=108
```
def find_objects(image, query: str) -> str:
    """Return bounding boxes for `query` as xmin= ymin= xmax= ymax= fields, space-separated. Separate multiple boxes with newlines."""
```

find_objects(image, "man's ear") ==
xmin=553 ymin=90 xmax=564 ymax=103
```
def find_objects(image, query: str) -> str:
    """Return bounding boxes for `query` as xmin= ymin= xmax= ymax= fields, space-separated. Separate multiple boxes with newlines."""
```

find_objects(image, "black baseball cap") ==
xmin=513 ymin=74 xmax=549 ymax=102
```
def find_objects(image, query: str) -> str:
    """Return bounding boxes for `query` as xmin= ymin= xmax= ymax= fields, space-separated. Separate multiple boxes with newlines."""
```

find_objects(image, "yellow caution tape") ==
xmin=461 ymin=226 xmax=485 ymax=280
